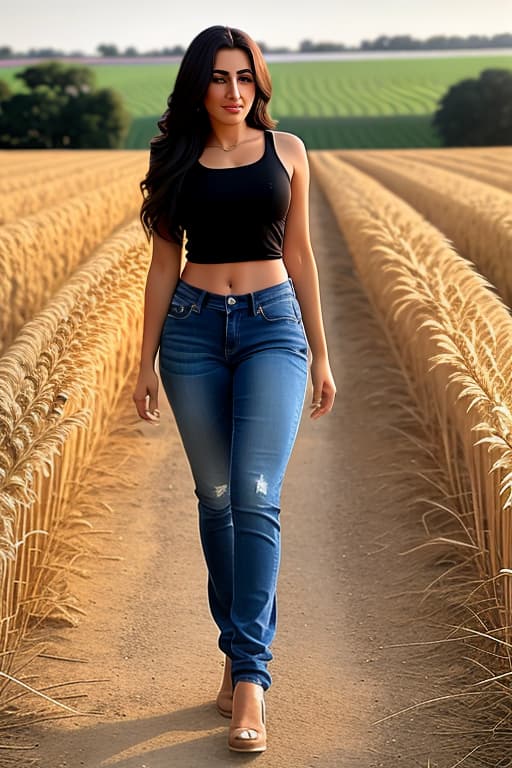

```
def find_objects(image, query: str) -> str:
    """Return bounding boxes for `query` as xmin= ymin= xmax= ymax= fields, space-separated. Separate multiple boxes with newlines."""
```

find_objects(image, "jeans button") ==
xmin=227 ymin=297 xmax=236 ymax=306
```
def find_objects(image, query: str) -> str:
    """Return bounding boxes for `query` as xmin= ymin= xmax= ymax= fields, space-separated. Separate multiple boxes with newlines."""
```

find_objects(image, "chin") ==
xmin=218 ymin=114 xmax=247 ymax=125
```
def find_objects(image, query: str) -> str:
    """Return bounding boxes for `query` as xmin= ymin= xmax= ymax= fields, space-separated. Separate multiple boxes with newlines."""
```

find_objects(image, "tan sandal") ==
xmin=215 ymin=656 xmax=233 ymax=718
xmin=228 ymin=683 xmax=267 ymax=753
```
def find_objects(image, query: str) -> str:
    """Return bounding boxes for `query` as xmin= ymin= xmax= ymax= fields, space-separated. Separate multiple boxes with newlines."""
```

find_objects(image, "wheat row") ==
xmin=0 ymin=154 xmax=148 ymax=224
xmin=0 ymin=150 xmax=144 ymax=192
xmin=372 ymin=148 xmax=512 ymax=193
xmin=336 ymin=150 xmax=512 ymax=309
xmin=0 ymin=172 xmax=144 ymax=355
xmin=0 ymin=221 xmax=150 ymax=686
xmin=311 ymin=151 xmax=512 ymax=645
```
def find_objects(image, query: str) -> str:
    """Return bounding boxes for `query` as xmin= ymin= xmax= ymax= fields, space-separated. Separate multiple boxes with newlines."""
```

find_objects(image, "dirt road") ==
xmin=22 ymin=178 xmax=464 ymax=768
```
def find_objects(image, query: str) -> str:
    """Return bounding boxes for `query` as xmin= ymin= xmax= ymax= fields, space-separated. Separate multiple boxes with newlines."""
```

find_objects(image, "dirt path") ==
xmin=20 ymin=177 xmax=464 ymax=768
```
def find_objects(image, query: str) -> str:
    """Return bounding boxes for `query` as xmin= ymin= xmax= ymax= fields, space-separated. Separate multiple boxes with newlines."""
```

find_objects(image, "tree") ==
xmin=60 ymin=89 xmax=130 ymax=148
xmin=433 ymin=68 xmax=512 ymax=146
xmin=96 ymin=44 xmax=120 ymax=57
xmin=0 ymin=89 xmax=67 ymax=147
xmin=16 ymin=61 xmax=95 ymax=95
xmin=0 ymin=61 xmax=130 ymax=148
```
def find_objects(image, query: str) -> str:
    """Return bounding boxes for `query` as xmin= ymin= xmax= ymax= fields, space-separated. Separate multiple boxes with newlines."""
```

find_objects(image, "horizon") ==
xmin=3 ymin=32 xmax=512 ymax=57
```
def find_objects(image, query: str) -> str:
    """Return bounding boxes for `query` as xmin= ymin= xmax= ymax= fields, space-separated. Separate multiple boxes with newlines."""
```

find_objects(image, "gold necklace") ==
xmin=207 ymin=135 xmax=260 ymax=152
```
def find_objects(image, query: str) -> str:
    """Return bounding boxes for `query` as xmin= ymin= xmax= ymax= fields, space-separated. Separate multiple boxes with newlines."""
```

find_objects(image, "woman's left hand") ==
xmin=310 ymin=357 xmax=336 ymax=419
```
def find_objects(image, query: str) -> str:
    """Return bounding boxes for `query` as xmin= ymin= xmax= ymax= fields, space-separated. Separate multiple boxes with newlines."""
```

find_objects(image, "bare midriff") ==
xmin=180 ymin=259 xmax=289 ymax=295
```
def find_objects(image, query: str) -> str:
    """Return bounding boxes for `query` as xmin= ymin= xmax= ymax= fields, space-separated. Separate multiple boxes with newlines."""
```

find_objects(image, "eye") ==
xmin=239 ymin=75 xmax=254 ymax=83
xmin=211 ymin=76 xmax=225 ymax=84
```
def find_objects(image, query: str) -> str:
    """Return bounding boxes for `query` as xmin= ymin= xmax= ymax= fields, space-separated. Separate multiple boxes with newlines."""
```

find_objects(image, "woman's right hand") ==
xmin=132 ymin=366 xmax=160 ymax=423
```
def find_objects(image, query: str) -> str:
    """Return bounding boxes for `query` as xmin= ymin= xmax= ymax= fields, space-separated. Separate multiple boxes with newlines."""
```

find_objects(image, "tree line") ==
xmin=0 ymin=33 xmax=511 ymax=60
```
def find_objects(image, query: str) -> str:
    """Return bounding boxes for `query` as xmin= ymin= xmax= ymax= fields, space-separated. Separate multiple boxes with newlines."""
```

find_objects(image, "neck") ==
xmin=207 ymin=123 xmax=255 ymax=150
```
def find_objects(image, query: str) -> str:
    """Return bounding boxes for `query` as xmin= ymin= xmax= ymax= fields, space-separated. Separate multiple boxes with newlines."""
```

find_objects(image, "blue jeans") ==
xmin=158 ymin=277 xmax=308 ymax=691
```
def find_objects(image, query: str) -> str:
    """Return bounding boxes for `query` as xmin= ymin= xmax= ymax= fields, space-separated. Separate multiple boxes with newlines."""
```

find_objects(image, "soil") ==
xmin=9 ymin=177 xmax=475 ymax=768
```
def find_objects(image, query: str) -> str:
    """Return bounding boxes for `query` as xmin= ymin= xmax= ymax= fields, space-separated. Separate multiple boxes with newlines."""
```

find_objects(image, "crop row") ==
xmin=0 ymin=154 xmax=147 ymax=223
xmin=311 ymin=150 xmax=512 ymax=759
xmin=0 ymin=167 xmax=144 ymax=353
xmin=352 ymin=146 xmax=512 ymax=192
xmin=336 ymin=149 xmax=512 ymax=308
xmin=0 ymin=149 xmax=145 ymax=193
xmin=0 ymin=221 xmax=150 ymax=684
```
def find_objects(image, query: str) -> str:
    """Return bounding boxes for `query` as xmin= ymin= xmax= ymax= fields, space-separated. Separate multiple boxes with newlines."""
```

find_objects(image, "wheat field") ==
xmin=0 ymin=150 xmax=151 ymax=723
xmin=311 ymin=145 xmax=512 ymax=764
xmin=0 ymin=145 xmax=511 ymax=763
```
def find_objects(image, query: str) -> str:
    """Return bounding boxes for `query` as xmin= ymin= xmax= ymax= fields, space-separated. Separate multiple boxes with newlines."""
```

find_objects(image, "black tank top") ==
xmin=178 ymin=130 xmax=291 ymax=264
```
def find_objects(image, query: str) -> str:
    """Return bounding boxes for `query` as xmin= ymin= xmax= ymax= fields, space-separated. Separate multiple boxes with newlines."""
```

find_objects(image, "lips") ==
xmin=223 ymin=106 xmax=243 ymax=113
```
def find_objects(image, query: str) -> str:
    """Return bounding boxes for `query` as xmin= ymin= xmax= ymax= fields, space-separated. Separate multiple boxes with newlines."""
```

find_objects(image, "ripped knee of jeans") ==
xmin=214 ymin=483 xmax=229 ymax=498
xmin=255 ymin=474 xmax=268 ymax=496
xmin=196 ymin=483 xmax=231 ymax=514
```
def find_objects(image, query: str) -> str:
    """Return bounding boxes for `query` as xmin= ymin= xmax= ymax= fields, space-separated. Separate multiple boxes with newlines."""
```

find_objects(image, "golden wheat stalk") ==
xmin=0 ymin=150 xmax=143 ymax=193
xmin=0 ymin=220 xmax=149 ymax=694
xmin=312 ymin=148 xmax=512 ymax=756
xmin=0 ymin=154 xmax=147 ymax=224
xmin=376 ymin=149 xmax=512 ymax=194
xmin=311 ymin=150 xmax=512 ymax=625
xmin=335 ymin=149 xmax=512 ymax=309
xmin=0 ymin=169 xmax=146 ymax=354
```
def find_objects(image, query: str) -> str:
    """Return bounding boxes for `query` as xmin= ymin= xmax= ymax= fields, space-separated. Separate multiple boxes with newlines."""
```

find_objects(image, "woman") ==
xmin=134 ymin=25 xmax=335 ymax=753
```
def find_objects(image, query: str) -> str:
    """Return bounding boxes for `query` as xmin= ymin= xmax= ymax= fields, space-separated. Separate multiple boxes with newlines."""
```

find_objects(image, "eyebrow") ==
xmin=212 ymin=68 xmax=253 ymax=75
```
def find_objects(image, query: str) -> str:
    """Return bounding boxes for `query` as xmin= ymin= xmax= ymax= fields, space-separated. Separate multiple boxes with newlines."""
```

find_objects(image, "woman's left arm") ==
xmin=278 ymin=132 xmax=336 ymax=419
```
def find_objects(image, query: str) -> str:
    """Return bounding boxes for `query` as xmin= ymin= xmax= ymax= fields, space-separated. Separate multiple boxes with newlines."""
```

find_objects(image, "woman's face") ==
xmin=203 ymin=47 xmax=256 ymax=128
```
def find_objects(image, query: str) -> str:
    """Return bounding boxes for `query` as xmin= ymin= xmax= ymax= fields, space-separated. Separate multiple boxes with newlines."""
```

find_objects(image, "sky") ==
xmin=4 ymin=0 xmax=511 ymax=53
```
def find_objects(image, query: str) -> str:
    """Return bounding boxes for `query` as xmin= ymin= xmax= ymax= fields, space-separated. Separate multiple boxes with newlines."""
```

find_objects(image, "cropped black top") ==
xmin=154 ymin=130 xmax=292 ymax=263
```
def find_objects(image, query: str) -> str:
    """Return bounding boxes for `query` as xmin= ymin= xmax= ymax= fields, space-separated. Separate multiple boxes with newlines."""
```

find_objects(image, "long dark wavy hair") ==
xmin=139 ymin=26 xmax=277 ymax=244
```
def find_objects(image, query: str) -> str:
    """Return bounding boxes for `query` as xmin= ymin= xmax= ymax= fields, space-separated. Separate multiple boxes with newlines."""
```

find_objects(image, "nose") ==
xmin=227 ymin=77 xmax=240 ymax=100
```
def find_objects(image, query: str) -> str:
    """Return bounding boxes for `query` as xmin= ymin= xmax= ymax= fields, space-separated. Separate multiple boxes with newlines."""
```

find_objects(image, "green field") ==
xmin=2 ymin=55 xmax=511 ymax=149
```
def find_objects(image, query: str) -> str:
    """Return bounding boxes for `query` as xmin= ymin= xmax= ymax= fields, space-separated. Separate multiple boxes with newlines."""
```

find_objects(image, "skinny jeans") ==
xmin=158 ymin=277 xmax=308 ymax=691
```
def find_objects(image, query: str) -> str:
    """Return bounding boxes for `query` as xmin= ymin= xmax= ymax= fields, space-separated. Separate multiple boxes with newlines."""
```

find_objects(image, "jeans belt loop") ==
xmin=248 ymin=291 xmax=257 ymax=317
xmin=195 ymin=288 xmax=209 ymax=311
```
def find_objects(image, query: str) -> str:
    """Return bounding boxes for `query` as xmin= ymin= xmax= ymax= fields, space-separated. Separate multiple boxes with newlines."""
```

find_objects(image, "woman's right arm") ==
xmin=132 ymin=231 xmax=183 ymax=422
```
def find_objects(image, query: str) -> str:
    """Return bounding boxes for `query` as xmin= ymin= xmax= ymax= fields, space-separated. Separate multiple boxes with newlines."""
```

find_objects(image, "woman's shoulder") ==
xmin=269 ymin=130 xmax=306 ymax=154
xmin=269 ymin=130 xmax=308 ymax=178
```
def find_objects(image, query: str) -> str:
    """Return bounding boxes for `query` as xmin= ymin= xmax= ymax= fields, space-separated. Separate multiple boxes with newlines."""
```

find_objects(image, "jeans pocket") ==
xmin=256 ymin=296 xmax=301 ymax=323
xmin=167 ymin=301 xmax=199 ymax=320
